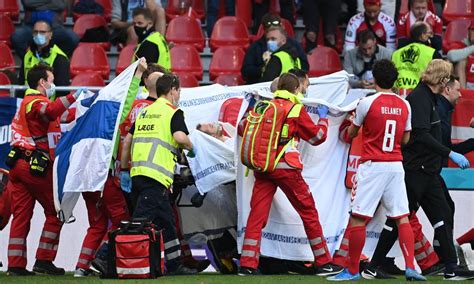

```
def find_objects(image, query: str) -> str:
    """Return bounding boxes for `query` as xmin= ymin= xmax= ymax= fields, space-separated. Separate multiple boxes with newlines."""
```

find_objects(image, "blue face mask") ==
xmin=33 ymin=34 xmax=47 ymax=46
xmin=267 ymin=40 xmax=279 ymax=52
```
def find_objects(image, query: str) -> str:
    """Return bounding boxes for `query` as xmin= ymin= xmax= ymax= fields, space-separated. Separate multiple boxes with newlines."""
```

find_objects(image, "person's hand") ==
xmin=449 ymin=151 xmax=470 ymax=169
xmin=262 ymin=51 xmax=271 ymax=63
xmin=361 ymin=80 xmax=375 ymax=89
xmin=316 ymin=104 xmax=329 ymax=119
xmin=470 ymin=117 xmax=474 ymax=128
xmin=120 ymin=171 xmax=132 ymax=193
xmin=72 ymin=87 xmax=88 ymax=99
xmin=187 ymin=148 xmax=196 ymax=158
xmin=135 ymin=58 xmax=148 ymax=76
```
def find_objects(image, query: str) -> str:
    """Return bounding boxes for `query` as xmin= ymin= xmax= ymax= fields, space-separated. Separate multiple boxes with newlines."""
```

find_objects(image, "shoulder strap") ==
xmin=363 ymin=16 xmax=384 ymax=44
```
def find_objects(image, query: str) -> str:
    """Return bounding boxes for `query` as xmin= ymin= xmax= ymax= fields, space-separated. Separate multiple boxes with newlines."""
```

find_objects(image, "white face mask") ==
xmin=45 ymin=82 xmax=56 ymax=98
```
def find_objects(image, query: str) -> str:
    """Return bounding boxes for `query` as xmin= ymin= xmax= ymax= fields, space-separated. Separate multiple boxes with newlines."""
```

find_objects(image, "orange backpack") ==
xmin=240 ymin=99 xmax=295 ymax=173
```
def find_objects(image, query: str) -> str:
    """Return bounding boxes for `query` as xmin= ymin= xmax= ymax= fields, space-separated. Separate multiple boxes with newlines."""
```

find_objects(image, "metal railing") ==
xmin=0 ymin=85 xmax=104 ymax=98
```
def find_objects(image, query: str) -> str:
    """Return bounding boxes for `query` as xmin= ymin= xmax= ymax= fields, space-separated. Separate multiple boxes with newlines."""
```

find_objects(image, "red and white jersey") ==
xmin=397 ymin=10 xmax=443 ymax=40
xmin=353 ymin=92 xmax=411 ymax=162
xmin=344 ymin=12 xmax=397 ymax=52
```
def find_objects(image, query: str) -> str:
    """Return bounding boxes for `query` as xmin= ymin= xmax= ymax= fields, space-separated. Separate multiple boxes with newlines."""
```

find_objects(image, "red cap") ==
xmin=364 ymin=0 xmax=381 ymax=6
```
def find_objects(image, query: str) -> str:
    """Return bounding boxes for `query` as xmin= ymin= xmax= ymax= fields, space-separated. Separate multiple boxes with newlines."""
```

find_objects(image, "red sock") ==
xmin=398 ymin=222 xmax=415 ymax=270
xmin=457 ymin=228 xmax=474 ymax=245
xmin=348 ymin=225 xmax=365 ymax=275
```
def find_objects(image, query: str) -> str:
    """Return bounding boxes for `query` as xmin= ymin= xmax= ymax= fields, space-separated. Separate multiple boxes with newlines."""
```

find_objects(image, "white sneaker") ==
xmin=74 ymin=268 xmax=92 ymax=277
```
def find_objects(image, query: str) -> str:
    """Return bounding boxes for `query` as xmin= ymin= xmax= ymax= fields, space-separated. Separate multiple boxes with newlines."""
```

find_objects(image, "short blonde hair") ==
xmin=421 ymin=59 xmax=453 ymax=86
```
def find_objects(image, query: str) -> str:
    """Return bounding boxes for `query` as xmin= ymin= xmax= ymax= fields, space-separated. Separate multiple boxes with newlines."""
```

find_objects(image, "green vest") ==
xmin=392 ymin=42 xmax=434 ymax=90
xmin=23 ymin=45 xmax=67 ymax=84
xmin=134 ymin=32 xmax=171 ymax=70
xmin=130 ymin=97 xmax=179 ymax=188
xmin=273 ymin=51 xmax=301 ymax=75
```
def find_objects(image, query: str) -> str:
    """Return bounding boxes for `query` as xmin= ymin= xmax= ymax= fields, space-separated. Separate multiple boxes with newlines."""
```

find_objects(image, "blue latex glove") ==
xmin=449 ymin=151 xmax=470 ymax=169
xmin=187 ymin=148 xmax=196 ymax=158
xmin=73 ymin=87 xmax=88 ymax=99
xmin=120 ymin=171 xmax=132 ymax=193
xmin=316 ymin=104 xmax=329 ymax=119
xmin=245 ymin=93 xmax=257 ymax=109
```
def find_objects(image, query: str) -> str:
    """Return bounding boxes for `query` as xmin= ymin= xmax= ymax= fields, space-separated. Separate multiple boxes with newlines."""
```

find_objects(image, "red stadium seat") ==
xmin=0 ymin=0 xmax=19 ymax=20
xmin=0 ymin=14 xmax=14 ymax=46
xmin=253 ymin=18 xmax=295 ymax=41
xmin=166 ymin=0 xmax=205 ymax=21
xmin=115 ymin=44 xmax=136 ymax=76
xmin=218 ymin=97 xmax=243 ymax=126
xmin=166 ymin=16 xmax=205 ymax=51
xmin=214 ymin=74 xmax=244 ymax=86
xmin=70 ymin=72 xmax=105 ymax=86
xmin=307 ymin=46 xmax=342 ymax=77
xmin=170 ymin=45 xmax=203 ymax=80
xmin=70 ymin=43 xmax=110 ymax=79
xmin=73 ymin=14 xmax=110 ymax=50
xmin=448 ymin=90 xmax=474 ymax=167
xmin=236 ymin=0 xmax=252 ymax=27
xmin=209 ymin=16 xmax=250 ymax=51
xmin=0 ymin=72 xmax=11 ymax=97
xmin=300 ymin=22 xmax=344 ymax=53
xmin=0 ymin=43 xmax=14 ymax=72
xmin=209 ymin=46 xmax=245 ymax=80
xmin=443 ymin=0 xmax=474 ymax=23
xmin=175 ymin=72 xmax=199 ymax=87
xmin=443 ymin=18 xmax=471 ymax=54
xmin=73 ymin=0 xmax=112 ymax=21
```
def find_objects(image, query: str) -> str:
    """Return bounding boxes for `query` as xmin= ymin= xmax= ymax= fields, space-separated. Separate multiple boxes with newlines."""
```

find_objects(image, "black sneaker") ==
xmin=238 ymin=266 xmax=261 ymax=275
xmin=361 ymin=266 xmax=395 ymax=279
xmin=91 ymin=257 xmax=107 ymax=275
xmin=167 ymin=264 xmax=198 ymax=275
xmin=444 ymin=268 xmax=474 ymax=281
xmin=315 ymin=263 xmax=344 ymax=276
xmin=7 ymin=267 xmax=35 ymax=276
xmin=380 ymin=261 xmax=405 ymax=275
xmin=32 ymin=260 xmax=65 ymax=275
xmin=421 ymin=262 xmax=445 ymax=276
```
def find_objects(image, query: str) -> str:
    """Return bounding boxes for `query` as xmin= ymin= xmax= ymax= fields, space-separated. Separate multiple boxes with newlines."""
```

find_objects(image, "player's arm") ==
xmin=402 ymin=101 xmax=412 ymax=145
xmin=348 ymin=124 xmax=360 ymax=139
xmin=402 ymin=131 xmax=410 ymax=145
xmin=348 ymin=98 xmax=368 ymax=139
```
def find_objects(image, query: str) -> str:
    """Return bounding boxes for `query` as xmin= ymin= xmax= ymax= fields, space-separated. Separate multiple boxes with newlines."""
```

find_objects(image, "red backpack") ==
xmin=240 ymin=99 xmax=295 ymax=173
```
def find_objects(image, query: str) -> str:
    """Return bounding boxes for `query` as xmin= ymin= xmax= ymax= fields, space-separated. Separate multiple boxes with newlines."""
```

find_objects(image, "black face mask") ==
xmin=134 ymin=25 xmax=152 ymax=42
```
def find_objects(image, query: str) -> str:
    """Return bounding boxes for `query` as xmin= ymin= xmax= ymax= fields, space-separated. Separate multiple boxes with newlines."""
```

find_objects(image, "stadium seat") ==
xmin=0 ymin=72 xmax=11 ymax=97
xmin=0 ymin=0 xmax=19 ymax=20
xmin=300 ymin=22 xmax=344 ymax=53
xmin=175 ymin=72 xmax=200 ymax=87
xmin=70 ymin=72 xmax=105 ymax=87
xmin=170 ymin=45 xmax=203 ymax=80
xmin=0 ymin=14 xmax=14 ymax=46
xmin=166 ymin=0 xmax=205 ymax=21
xmin=0 ymin=43 xmax=14 ymax=72
xmin=73 ymin=14 xmax=110 ymax=50
xmin=115 ymin=44 xmax=136 ymax=76
xmin=307 ymin=46 xmax=342 ymax=77
xmin=166 ymin=16 xmax=205 ymax=51
xmin=443 ymin=0 xmax=474 ymax=23
xmin=443 ymin=18 xmax=471 ymax=54
xmin=209 ymin=46 xmax=245 ymax=80
xmin=73 ymin=0 xmax=112 ymax=21
xmin=218 ymin=97 xmax=243 ymax=126
xmin=214 ymin=74 xmax=244 ymax=86
xmin=70 ymin=43 xmax=110 ymax=79
xmin=252 ymin=18 xmax=295 ymax=42
xmin=235 ymin=0 xmax=252 ymax=27
xmin=209 ymin=16 xmax=250 ymax=51
xmin=448 ymin=89 xmax=474 ymax=167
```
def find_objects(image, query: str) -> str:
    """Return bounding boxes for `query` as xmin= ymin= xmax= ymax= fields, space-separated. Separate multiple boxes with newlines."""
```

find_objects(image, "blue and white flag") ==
xmin=53 ymin=61 xmax=139 ymax=222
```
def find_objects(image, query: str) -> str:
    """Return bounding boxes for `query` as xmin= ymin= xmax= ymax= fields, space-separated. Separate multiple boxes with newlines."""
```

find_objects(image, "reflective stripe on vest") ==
xmin=23 ymin=45 xmax=67 ymax=84
xmin=134 ymin=32 xmax=171 ymax=70
xmin=273 ymin=51 xmax=302 ymax=75
xmin=392 ymin=43 xmax=434 ymax=90
xmin=131 ymin=97 xmax=179 ymax=188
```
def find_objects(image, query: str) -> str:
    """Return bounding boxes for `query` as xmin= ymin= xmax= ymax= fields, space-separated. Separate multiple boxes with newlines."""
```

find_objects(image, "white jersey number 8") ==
xmin=382 ymin=120 xmax=396 ymax=152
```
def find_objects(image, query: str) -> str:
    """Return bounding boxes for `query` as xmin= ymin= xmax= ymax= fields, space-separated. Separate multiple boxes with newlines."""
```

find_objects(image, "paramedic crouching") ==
xmin=121 ymin=74 xmax=197 ymax=275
